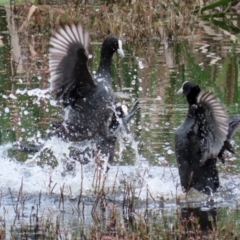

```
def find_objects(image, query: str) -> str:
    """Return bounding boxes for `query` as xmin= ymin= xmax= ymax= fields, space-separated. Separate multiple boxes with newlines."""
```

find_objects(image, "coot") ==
xmin=175 ymin=81 xmax=228 ymax=195
xmin=49 ymin=24 xmax=125 ymax=142
xmin=17 ymin=24 xmax=140 ymax=163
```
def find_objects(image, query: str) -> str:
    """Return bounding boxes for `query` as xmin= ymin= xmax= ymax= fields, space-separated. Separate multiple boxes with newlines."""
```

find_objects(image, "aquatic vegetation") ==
xmin=11 ymin=0 xmax=240 ymax=48
xmin=193 ymin=0 xmax=240 ymax=34
xmin=2 ymin=183 xmax=240 ymax=239
xmin=13 ymin=1 xmax=201 ymax=41
xmin=193 ymin=0 xmax=234 ymax=14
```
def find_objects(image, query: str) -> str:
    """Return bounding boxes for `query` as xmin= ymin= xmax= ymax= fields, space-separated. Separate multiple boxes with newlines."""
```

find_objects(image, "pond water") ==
xmin=1 ymin=3 xmax=240 ymax=239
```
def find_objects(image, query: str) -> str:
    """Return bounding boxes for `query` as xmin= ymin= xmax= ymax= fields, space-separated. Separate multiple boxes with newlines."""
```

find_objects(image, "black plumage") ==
xmin=16 ymin=24 xmax=140 ymax=163
xmin=49 ymin=25 xmax=125 ymax=142
xmin=175 ymin=81 xmax=228 ymax=195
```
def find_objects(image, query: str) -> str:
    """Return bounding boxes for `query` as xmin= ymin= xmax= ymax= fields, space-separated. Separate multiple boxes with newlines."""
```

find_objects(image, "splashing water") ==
xmin=1 ymin=98 xmax=240 ymax=239
xmin=1 ymin=133 xmax=239 ymax=206
xmin=1 ymin=86 xmax=240 ymax=204
xmin=0 ymin=133 xmax=181 ymax=201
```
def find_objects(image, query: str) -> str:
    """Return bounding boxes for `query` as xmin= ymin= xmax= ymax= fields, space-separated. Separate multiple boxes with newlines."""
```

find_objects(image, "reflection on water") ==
xmin=1 ymin=3 xmax=240 ymax=238
xmin=180 ymin=206 xmax=217 ymax=233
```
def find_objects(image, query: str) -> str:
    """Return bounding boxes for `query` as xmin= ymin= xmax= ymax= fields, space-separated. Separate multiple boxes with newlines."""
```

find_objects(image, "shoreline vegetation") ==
xmin=1 ymin=0 xmax=240 ymax=239
xmin=14 ymin=2 xmax=186 ymax=41
xmin=13 ymin=0 xmax=239 ymax=41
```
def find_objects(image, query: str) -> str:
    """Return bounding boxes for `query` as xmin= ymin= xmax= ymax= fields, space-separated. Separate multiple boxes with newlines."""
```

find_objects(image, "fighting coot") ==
xmin=175 ymin=81 xmax=228 ymax=195
xmin=17 ymin=24 xmax=139 ymax=163
xmin=49 ymin=24 xmax=125 ymax=142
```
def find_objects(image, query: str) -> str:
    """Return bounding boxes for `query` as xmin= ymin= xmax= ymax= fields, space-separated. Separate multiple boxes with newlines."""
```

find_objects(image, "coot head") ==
xmin=97 ymin=37 xmax=124 ymax=78
xmin=177 ymin=81 xmax=201 ymax=105
xmin=101 ymin=38 xmax=124 ymax=57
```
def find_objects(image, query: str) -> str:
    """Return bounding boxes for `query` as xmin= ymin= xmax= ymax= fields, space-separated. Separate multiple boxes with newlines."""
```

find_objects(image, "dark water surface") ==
xmin=1 ymin=4 xmax=240 ymax=239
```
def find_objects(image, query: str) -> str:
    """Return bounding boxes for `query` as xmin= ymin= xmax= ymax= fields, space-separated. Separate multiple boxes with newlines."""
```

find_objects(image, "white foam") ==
xmin=0 ymin=138 xmax=180 ymax=199
xmin=1 ymin=138 xmax=239 ymax=204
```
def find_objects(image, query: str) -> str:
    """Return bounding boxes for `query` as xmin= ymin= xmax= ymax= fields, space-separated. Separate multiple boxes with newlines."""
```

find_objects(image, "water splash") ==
xmin=0 ymin=136 xmax=179 ymax=200
xmin=0 ymin=133 xmax=239 ymax=205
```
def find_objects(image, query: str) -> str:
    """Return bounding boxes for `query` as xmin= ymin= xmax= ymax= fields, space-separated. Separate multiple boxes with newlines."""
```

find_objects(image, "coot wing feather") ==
xmin=227 ymin=114 xmax=240 ymax=140
xmin=49 ymin=24 xmax=96 ymax=106
xmin=196 ymin=91 xmax=228 ymax=165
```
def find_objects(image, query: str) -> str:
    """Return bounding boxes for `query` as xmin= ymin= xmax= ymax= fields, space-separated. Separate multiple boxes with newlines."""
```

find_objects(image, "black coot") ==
xmin=17 ymin=24 xmax=139 ymax=163
xmin=175 ymin=81 xmax=228 ymax=195
xmin=49 ymin=24 xmax=125 ymax=142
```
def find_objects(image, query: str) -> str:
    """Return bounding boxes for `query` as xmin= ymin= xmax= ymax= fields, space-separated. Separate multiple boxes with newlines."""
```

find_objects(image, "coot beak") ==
xmin=117 ymin=40 xmax=124 ymax=57
xmin=177 ymin=87 xmax=183 ymax=94
xmin=121 ymin=104 xmax=128 ymax=116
